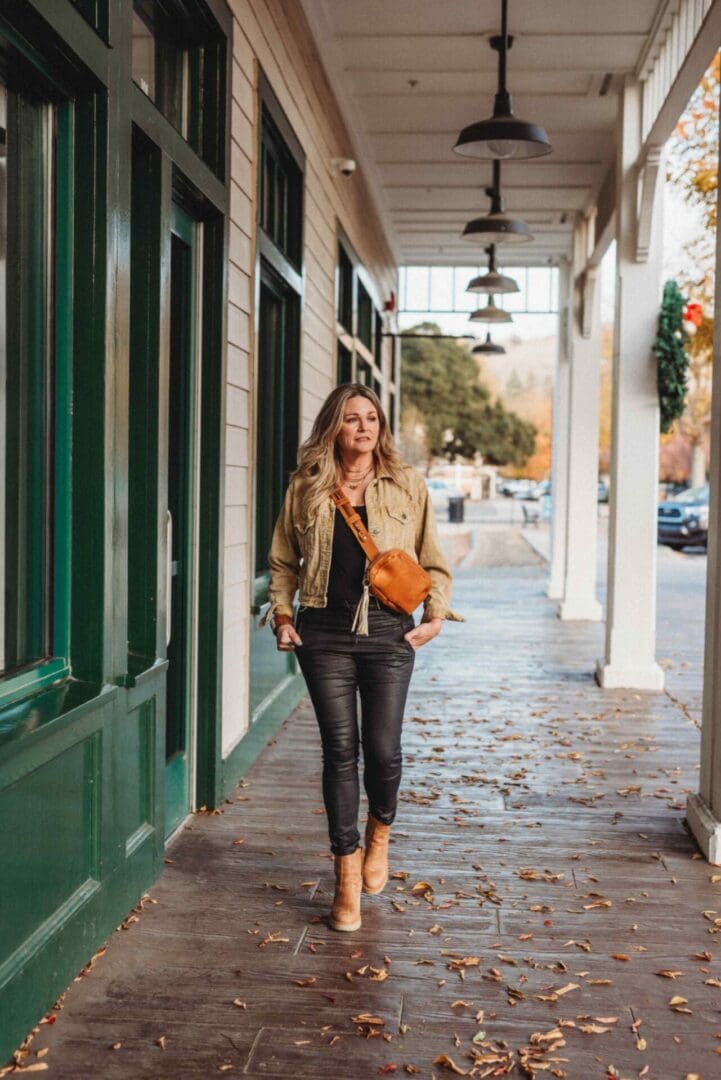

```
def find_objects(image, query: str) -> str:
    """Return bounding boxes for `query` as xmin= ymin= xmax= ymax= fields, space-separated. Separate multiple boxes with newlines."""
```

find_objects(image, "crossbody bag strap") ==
xmin=331 ymin=488 xmax=381 ymax=562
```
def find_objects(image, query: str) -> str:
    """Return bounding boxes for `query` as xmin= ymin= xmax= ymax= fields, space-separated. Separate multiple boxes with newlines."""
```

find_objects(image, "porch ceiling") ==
xmin=300 ymin=0 xmax=673 ymax=267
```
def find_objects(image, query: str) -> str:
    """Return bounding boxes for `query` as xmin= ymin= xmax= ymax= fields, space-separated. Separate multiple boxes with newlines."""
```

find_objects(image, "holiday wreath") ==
xmin=654 ymin=279 xmax=690 ymax=434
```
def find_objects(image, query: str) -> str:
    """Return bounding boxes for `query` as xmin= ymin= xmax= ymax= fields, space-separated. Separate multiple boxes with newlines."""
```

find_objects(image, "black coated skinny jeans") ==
xmin=295 ymin=601 xmax=416 ymax=856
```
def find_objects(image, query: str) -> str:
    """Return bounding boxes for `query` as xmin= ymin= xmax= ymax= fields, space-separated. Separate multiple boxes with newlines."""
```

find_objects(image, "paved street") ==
xmin=18 ymin=527 xmax=721 ymax=1080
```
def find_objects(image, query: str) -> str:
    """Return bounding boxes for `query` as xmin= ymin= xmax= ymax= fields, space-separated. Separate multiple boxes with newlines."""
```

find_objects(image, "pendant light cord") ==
xmin=491 ymin=160 xmax=503 ymax=213
xmin=498 ymin=0 xmax=508 ymax=94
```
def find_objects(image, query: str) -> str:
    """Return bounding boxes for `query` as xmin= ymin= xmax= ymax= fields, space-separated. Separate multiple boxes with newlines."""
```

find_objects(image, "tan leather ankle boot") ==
xmin=329 ymin=847 xmax=363 ymax=931
xmin=362 ymin=815 xmax=391 ymax=894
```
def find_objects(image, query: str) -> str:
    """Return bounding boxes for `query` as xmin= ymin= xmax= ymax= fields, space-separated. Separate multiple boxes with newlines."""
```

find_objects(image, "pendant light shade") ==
xmin=469 ymin=296 xmax=512 ymax=324
xmin=467 ymin=268 xmax=520 ymax=292
xmin=455 ymin=105 xmax=553 ymax=161
xmin=461 ymin=162 xmax=533 ymax=245
xmin=462 ymin=213 xmax=532 ymax=244
xmin=454 ymin=0 xmax=552 ymax=160
xmin=466 ymin=245 xmax=520 ymax=293
xmin=473 ymin=332 xmax=506 ymax=355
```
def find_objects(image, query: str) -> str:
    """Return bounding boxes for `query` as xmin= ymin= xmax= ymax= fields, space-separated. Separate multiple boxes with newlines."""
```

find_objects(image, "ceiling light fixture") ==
xmin=469 ymin=295 xmax=513 ymax=324
xmin=461 ymin=161 xmax=533 ymax=244
xmin=466 ymin=244 xmax=520 ymax=293
xmin=472 ymin=332 xmax=507 ymax=355
xmin=454 ymin=0 xmax=552 ymax=160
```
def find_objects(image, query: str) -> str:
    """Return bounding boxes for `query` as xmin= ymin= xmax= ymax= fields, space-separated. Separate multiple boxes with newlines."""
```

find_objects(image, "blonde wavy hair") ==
xmin=291 ymin=383 xmax=407 ymax=519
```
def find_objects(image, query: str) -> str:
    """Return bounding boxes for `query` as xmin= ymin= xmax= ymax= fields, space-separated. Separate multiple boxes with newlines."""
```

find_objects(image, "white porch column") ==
xmin=596 ymin=78 xmax=664 ymax=690
xmin=559 ymin=236 xmax=603 ymax=620
xmin=547 ymin=259 xmax=571 ymax=599
xmin=686 ymin=128 xmax=721 ymax=864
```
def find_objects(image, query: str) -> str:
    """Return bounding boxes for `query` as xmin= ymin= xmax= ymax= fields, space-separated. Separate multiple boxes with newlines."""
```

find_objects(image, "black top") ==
xmin=326 ymin=505 xmax=368 ymax=607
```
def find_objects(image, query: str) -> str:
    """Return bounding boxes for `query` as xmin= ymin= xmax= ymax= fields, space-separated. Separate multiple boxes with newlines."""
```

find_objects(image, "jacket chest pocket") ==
xmin=293 ymin=520 xmax=315 ymax=557
xmin=385 ymin=504 xmax=414 ymax=545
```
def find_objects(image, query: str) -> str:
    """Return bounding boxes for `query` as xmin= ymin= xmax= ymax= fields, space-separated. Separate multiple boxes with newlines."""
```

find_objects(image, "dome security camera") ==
xmin=332 ymin=157 xmax=357 ymax=177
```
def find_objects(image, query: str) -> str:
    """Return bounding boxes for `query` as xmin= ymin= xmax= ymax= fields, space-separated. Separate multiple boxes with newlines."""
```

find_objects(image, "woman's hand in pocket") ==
xmin=404 ymin=617 xmax=441 ymax=651
xmin=273 ymin=615 xmax=303 ymax=652
xmin=277 ymin=624 xmax=303 ymax=651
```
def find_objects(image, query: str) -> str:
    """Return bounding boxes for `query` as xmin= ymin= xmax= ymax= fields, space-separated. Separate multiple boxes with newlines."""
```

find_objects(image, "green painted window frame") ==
xmin=336 ymin=240 xmax=353 ymax=334
xmin=356 ymin=279 xmax=373 ymax=352
xmin=334 ymin=228 xmax=386 ymax=394
xmin=131 ymin=0 xmax=227 ymax=179
xmin=253 ymin=261 xmax=301 ymax=580
xmin=0 ymin=45 xmax=74 ymax=710
xmin=253 ymin=71 xmax=304 ymax=592
xmin=258 ymin=105 xmax=303 ymax=272
xmin=337 ymin=340 xmax=352 ymax=385
xmin=71 ymin=1 xmax=109 ymax=40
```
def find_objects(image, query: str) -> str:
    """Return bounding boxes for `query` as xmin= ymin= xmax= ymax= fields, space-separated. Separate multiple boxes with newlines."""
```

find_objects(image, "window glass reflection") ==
xmin=132 ymin=9 xmax=155 ymax=99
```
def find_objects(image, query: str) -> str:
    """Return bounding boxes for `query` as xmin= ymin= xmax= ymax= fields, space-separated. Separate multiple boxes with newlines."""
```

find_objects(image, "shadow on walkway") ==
xmin=18 ymin=566 xmax=721 ymax=1079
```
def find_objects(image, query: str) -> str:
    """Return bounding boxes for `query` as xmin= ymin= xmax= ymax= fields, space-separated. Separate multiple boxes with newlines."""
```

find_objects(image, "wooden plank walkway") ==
xmin=15 ymin=564 xmax=721 ymax=1079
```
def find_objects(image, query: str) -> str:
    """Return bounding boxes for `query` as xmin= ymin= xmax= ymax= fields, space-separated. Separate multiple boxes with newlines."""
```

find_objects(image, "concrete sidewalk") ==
xmin=17 ymin=564 xmax=720 ymax=1079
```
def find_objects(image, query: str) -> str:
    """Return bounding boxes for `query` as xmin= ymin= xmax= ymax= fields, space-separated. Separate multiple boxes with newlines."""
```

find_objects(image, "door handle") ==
xmin=166 ymin=509 xmax=173 ymax=647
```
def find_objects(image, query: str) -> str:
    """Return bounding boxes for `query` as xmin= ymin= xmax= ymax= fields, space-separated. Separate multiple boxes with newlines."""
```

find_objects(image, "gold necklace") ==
xmin=342 ymin=464 xmax=374 ymax=490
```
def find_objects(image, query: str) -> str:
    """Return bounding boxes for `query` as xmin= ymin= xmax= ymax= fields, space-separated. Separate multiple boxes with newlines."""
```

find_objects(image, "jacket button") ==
xmin=401 ymin=512 xmax=407 ymax=520
xmin=371 ymin=527 xmax=380 ymax=535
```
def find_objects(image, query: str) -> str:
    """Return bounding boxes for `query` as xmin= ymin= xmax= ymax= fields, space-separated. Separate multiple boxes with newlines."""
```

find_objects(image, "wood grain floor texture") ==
xmin=25 ymin=566 xmax=721 ymax=1079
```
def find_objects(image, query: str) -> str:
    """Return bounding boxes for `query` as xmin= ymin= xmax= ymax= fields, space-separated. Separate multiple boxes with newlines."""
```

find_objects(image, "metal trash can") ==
xmin=448 ymin=495 xmax=465 ymax=523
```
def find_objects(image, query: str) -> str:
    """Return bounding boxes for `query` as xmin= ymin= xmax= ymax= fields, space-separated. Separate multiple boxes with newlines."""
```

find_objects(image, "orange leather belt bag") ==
xmin=331 ymin=488 xmax=432 ymax=633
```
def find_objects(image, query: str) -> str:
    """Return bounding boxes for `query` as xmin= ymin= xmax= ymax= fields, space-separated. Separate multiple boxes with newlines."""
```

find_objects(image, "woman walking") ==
xmin=261 ymin=384 xmax=462 ymax=931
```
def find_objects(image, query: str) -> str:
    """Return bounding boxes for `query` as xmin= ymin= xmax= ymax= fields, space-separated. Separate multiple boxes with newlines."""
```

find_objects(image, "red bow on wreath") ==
xmin=683 ymin=302 xmax=703 ymax=327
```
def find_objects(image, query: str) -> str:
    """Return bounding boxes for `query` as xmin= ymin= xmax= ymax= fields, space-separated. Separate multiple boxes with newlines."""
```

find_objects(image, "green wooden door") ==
xmin=165 ymin=203 xmax=198 ymax=835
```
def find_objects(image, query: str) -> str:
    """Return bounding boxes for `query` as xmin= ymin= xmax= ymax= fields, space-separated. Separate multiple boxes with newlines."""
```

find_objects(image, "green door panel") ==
xmin=115 ymin=699 xmax=156 ymax=857
xmin=0 ymin=734 xmax=101 ymax=967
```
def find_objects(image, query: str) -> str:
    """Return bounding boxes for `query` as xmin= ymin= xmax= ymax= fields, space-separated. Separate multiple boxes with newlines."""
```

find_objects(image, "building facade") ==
xmin=0 ymin=0 xmax=398 ymax=1058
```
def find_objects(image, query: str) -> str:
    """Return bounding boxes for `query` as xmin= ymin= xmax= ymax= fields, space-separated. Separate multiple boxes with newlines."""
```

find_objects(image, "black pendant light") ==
xmin=469 ymin=295 xmax=512 ymax=324
xmin=462 ymin=161 xmax=532 ymax=244
xmin=467 ymin=245 xmax=520 ymax=294
xmin=473 ymin=332 xmax=506 ymax=355
xmin=454 ymin=0 xmax=552 ymax=160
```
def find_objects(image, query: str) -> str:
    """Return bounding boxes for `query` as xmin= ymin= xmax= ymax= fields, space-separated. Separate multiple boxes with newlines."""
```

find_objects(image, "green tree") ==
xmin=400 ymin=323 xmax=536 ymax=467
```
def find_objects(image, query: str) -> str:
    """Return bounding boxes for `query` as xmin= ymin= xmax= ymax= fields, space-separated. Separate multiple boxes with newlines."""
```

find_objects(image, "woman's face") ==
xmin=336 ymin=395 xmax=380 ymax=458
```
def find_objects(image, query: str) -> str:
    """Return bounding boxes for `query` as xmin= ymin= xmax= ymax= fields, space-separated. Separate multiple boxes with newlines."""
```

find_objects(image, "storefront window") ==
xmin=0 ymin=67 xmax=56 ymax=676
xmin=71 ymin=0 xmax=109 ymax=38
xmin=259 ymin=107 xmax=303 ymax=271
xmin=254 ymin=87 xmax=303 ymax=575
xmin=337 ymin=242 xmax=353 ymax=333
xmin=357 ymin=280 xmax=373 ymax=351
xmin=132 ymin=0 xmax=226 ymax=178
xmin=131 ymin=9 xmax=156 ymax=100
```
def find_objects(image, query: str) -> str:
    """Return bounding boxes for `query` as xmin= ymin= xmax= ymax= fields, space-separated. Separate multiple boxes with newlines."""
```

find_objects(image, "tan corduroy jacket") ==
xmin=260 ymin=464 xmax=464 ymax=628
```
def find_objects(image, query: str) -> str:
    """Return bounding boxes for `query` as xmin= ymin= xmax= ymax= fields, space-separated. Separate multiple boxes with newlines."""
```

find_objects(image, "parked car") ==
xmin=425 ymin=478 xmax=463 ymax=512
xmin=498 ymin=478 xmax=527 ymax=497
xmin=525 ymin=479 xmax=551 ymax=501
xmin=659 ymin=481 xmax=689 ymax=500
xmin=511 ymin=480 xmax=538 ymax=500
xmin=503 ymin=478 xmax=607 ymax=502
xmin=657 ymin=482 xmax=709 ymax=551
